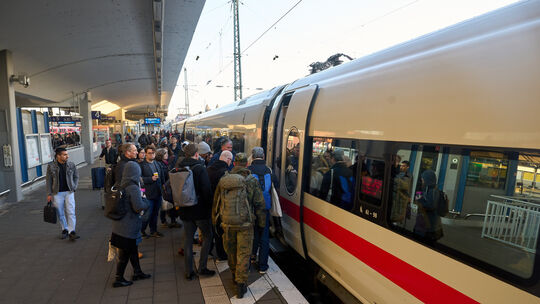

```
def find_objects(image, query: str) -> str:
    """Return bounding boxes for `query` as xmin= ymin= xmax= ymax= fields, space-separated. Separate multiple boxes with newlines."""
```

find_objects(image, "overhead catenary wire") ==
xmin=205 ymin=0 xmax=304 ymax=86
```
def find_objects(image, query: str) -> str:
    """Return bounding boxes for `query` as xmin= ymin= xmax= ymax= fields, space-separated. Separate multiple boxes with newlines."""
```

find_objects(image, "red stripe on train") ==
xmin=280 ymin=197 xmax=479 ymax=304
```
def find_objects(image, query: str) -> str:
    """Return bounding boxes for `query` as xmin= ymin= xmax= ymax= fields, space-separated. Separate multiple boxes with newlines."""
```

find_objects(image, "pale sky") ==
xmin=167 ymin=0 xmax=521 ymax=120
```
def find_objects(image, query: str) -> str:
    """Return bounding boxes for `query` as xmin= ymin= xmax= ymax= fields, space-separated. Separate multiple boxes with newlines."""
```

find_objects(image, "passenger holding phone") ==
xmin=139 ymin=145 xmax=165 ymax=238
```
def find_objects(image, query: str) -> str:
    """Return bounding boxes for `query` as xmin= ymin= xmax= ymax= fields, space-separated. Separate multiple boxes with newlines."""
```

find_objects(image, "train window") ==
xmin=389 ymin=144 xmax=539 ymax=279
xmin=309 ymin=137 xmax=358 ymax=211
xmin=285 ymin=128 xmax=300 ymax=194
xmin=466 ymin=151 xmax=508 ymax=189
xmin=229 ymin=132 xmax=245 ymax=153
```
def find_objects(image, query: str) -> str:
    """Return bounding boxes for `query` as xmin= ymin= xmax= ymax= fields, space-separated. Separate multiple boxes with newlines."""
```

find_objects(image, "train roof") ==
xmin=285 ymin=0 xmax=538 ymax=92
xmin=185 ymin=86 xmax=284 ymax=124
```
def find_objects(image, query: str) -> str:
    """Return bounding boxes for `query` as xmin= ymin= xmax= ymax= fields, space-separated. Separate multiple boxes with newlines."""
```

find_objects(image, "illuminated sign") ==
xmin=144 ymin=117 xmax=161 ymax=124
xmin=360 ymin=176 xmax=382 ymax=199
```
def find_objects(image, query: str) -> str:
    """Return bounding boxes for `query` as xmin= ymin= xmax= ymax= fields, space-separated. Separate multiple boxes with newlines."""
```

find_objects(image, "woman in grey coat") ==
xmin=110 ymin=161 xmax=151 ymax=287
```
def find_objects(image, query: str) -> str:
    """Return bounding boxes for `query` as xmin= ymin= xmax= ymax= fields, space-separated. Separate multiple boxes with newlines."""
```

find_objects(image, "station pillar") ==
xmin=80 ymin=92 xmax=94 ymax=165
xmin=0 ymin=50 xmax=23 ymax=202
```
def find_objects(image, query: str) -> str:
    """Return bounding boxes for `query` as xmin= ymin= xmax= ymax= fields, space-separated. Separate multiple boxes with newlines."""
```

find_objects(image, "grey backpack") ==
xmin=170 ymin=165 xmax=199 ymax=207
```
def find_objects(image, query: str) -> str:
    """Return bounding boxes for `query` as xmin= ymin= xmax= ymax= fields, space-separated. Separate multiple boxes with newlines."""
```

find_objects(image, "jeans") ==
xmin=183 ymin=219 xmax=213 ymax=274
xmin=252 ymin=209 xmax=270 ymax=271
xmin=141 ymin=197 xmax=161 ymax=234
xmin=53 ymin=191 xmax=76 ymax=233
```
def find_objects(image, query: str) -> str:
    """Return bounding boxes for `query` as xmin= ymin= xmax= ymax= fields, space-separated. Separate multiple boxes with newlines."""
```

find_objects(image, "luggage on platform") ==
xmin=91 ymin=167 xmax=106 ymax=189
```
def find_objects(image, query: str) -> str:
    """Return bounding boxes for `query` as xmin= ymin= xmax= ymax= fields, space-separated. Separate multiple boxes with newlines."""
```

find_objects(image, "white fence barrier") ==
xmin=482 ymin=200 xmax=540 ymax=253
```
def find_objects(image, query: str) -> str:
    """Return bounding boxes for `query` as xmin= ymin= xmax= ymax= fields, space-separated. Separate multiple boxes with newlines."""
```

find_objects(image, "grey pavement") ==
xmin=0 ymin=164 xmax=290 ymax=304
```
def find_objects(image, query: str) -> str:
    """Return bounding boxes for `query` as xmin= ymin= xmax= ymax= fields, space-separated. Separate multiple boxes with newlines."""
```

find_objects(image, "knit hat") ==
xmin=183 ymin=143 xmax=198 ymax=157
xmin=198 ymin=142 xmax=211 ymax=155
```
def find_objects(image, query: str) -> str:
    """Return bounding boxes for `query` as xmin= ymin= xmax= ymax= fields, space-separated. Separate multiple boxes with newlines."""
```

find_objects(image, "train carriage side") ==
xmin=269 ymin=1 xmax=540 ymax=303
xmin=184 ymin=87 xmax=284 ymax=154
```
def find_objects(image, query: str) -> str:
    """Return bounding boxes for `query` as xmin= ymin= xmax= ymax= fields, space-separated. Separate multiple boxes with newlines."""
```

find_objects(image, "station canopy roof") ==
xmin=0 ymin=0 xmax=205 ymax=116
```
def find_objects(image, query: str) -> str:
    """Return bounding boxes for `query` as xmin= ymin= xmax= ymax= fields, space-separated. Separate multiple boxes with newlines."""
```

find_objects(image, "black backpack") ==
xmin=104 ymin=188 xmax=128 ymax=220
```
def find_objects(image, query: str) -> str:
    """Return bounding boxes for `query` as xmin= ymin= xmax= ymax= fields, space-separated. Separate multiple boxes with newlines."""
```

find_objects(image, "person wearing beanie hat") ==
xmin=198 ymin=142 xmax=213 ymax=166
xmin=176 ymin=142 xmax=216 ymax=280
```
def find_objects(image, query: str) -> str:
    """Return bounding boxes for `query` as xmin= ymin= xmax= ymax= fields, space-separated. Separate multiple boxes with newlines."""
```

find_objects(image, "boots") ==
xmin=237 ymin=283 xmax=247 ymax=298
xmin=130 ymin=249 xmax=151 ymax=281
xmin=113 ymin=249 xmax=131 ymax=288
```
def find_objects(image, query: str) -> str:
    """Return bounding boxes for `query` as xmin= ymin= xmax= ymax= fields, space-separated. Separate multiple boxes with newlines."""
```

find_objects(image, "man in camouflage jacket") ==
xmin=212 ymin=153 xmax=266 ymax=299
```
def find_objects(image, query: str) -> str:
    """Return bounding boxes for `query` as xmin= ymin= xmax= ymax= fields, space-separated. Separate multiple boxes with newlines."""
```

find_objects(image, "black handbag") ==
xmin=44 ymin=202 xmax=57 ymax=224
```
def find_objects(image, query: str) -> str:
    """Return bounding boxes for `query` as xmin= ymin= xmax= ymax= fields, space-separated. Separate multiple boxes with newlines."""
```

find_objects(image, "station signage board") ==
xmin=49 ymin=116 xmax=81 ymax=123
xmin=91 ymin=111 xmax=101 ymax=120
xmin=144 ymin=117 xmax=161 ymax=124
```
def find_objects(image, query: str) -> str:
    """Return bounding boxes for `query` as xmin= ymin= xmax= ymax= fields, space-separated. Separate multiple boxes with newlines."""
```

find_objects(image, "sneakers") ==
xmin=69 ymin=231 xmax=80 ymax=240
xmin=199 ymin=268 xmax=216 ymax=276
xmin=60 ymin=229 xmax=68 ymax=239
xmin=141 ymin=231 xmax=150 ymax=239
xmin=151 ymin=231 xmax=164 ymax=238
xmin=258 ymin=270 xmax=267 ymax=274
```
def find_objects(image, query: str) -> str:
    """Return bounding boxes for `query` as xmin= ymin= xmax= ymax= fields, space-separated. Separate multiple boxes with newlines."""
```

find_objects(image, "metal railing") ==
xmin=482 ymin=200 xmax=540 ymax=253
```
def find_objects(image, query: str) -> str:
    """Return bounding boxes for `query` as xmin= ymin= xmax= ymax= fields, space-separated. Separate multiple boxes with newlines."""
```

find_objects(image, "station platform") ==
xmin=0 ymin=163 xmax=308 ymax=304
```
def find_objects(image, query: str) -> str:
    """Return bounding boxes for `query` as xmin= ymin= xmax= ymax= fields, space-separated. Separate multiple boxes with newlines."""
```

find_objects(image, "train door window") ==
xmin=273 ymin=93 xmax=293 ymax=184
xmin=356 ymin=140 xmax=388 ymax=208
xmin=285 ymin=128 xmax=300 ymax=194
xmin=309 ymin=137 xmax=358 ymax=211
xmin=389 ymin=144 xmax=539 ymax=279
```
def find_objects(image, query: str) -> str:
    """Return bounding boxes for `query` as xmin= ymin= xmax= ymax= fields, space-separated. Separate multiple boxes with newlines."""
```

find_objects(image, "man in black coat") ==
xmin=139 ymin=146 xmax=165 ymax=238
xmin=138 ymin=132 xmax=149 ymax=148
xmin=99 ymin=140 xmax=118 ymax=165
xmin=206 ymin=150 xmax=233 ymax=260
xmin=177 ymin=143 xmax=215 ymax=280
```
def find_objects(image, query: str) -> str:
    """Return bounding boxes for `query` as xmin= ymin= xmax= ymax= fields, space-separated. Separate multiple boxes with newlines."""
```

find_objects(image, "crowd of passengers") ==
xmin=51 ymin=131 xmax=81 ymax=149
xmin=98 ymin=130 xmax=274 ymax=299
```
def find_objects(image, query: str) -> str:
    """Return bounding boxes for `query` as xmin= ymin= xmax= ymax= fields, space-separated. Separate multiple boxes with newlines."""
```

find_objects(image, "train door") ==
xmin=270 ymin=85 xmax=318 ymax=257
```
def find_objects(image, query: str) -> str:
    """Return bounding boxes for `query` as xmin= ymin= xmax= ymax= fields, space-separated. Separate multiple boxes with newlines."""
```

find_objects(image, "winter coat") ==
xmin=212 ymin=166 xmax=266 ymax=229
xmin=207 ymin=160 xmax=229 ymax=196
xmin=112 ymin=161 xmax=148 ymax=239
xmin=414 ymin=170 xmax=443 ymax=241
xmin=139 ymin=160 xmax=165 ymax=200
xmin=319 ymin=161 xmax=353 ymax=209
xmin=177 ymin=157 xmax=212 ymax=221
xmin=99 ymin=146 xmax=118 ymax=165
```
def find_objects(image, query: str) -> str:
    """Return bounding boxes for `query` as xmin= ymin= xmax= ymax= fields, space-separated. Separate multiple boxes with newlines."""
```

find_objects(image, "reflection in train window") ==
xmin=389 ymin=145 xmax=539 ymax=279
xmin=309 ymin=137 xmax=357 ymax=211
xmin=229 ymin=132 xmax=245 ymax=153
xmin=467 ymin=151 xmax=508 ymax=189
xmin=285 ymin=128 xmax=300 ymax=194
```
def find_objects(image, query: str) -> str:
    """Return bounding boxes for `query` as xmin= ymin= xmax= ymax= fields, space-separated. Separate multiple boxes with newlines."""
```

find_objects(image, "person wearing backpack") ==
xmin=319 ymin=149 xmax=354 ymax=210
xmin=413 ymin=169 xmax=444 ymax=242
xmin=212 ymin=153 xmax=266 ymax=298
xmin=247 ymin=147 xmax=277 ymax=274
xmin=207 ymin=150 xmax=234 ymax=261
xmin=110 ymin=161 xmax=151 ymax=288
xmin=177 ymin=143 xmax=216 ymax=280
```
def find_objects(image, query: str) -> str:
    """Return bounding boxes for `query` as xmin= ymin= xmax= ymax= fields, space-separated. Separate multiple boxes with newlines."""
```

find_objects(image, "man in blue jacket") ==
xmin=247 ymin=147 xmax=277 ymax=274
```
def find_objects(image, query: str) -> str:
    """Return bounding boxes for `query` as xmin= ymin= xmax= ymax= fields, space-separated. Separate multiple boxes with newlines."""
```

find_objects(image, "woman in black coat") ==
xmin=110 ymin=161 xmax=151 ymax=287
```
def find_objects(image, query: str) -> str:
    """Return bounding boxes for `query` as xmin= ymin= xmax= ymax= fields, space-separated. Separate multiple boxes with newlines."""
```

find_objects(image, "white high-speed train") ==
xmin=174 ymin=1 xmax=540 ymax=303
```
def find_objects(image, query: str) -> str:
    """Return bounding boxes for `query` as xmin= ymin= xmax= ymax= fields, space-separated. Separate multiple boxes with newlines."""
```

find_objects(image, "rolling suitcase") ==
xmin=92 ymin=166 xmax=106 ymax=189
